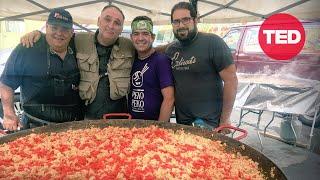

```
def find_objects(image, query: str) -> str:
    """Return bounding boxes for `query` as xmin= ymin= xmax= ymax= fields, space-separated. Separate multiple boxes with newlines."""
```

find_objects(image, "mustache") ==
xmin=106 ymin=30 xmax=115 ymax=34
xmin=53 ymin=36 xmax=66 ymax=40
xmin=177 ymin=28 xmax=188 ymax=33
xmin=105 ymin=28 xmax=116 ymax=33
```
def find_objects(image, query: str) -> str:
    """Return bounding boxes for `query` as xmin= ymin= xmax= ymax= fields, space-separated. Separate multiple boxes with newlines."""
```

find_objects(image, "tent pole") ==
xmin=199 ymin=0 xmax=265 ymax=18
xmin=199 ymin=0 xmax=238 ymax=19
xmin=112 ymin=0 xmax=170 ymax=16
xmin=0 ymin=0 xmax=105 ymax=23
xmin=265 ymin=0 xmax=310 ymax=18
xmin=25 ymin=0 xmax=92 ymax=32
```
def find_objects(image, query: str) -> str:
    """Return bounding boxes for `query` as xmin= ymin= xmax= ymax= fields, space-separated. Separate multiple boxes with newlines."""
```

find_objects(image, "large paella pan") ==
xmin=0 ymin=119 xmax=286 ymax=179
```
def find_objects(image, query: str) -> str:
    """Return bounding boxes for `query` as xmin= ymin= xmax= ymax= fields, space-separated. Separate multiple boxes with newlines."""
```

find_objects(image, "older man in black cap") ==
xmin=0 ymin=8 xmax=84 ymax=130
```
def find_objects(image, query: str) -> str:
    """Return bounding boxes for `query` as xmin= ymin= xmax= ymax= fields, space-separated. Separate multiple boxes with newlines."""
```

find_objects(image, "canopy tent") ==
xmin=0 ymin=0 xmax=319 ymax=32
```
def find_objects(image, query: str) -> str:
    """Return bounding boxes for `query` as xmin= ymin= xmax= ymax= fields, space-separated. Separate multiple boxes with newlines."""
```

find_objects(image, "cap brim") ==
xmin=48 ymin=22 xmax=73 ymax=29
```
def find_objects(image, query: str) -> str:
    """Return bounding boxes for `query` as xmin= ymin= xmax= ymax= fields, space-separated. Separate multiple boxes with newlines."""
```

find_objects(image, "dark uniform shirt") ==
xmin=0 ymin=35 xmax=83 ymax=123
xmin=85 ymin=30 xmax=127 ymax=119
xmin=165 ymin=32 xmax=234 ymax=127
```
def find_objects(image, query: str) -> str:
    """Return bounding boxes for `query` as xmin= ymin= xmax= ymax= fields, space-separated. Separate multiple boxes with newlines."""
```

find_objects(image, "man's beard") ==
xmin=174 ymin=26 xmax=198 ymax=43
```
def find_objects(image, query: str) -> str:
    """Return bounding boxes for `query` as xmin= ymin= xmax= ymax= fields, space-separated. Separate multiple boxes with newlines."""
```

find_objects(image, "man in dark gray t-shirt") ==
xmin=165 ymin=2 xmax=238 ymax=129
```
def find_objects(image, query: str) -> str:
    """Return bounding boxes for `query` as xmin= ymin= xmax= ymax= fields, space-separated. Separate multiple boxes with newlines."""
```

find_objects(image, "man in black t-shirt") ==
xmin=165 ymin=2 xmax=238 ymax=130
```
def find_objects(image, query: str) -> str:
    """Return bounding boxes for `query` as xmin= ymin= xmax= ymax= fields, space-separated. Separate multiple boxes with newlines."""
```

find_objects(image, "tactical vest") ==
xmin=74 ymin=32 xmax=135 ymax=105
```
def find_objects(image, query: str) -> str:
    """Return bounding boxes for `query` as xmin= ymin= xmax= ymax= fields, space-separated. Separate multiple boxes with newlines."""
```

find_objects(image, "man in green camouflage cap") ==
xmin=128 ymin=16 xmax=175 ymax=121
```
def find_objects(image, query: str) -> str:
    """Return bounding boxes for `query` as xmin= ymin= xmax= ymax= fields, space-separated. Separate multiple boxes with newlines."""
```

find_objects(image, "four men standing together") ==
xmin=0 ymin=2 xmax=237 ymax=132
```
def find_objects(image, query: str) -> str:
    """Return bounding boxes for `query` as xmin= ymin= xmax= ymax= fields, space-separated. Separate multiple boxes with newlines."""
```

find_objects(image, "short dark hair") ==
xmin=170 ymin=2 xmax=197 ymax=22
xmin=101 ymin=5 xmax=125 ymax=20
xmin=131 ymin=16 xmax=153 ymax=26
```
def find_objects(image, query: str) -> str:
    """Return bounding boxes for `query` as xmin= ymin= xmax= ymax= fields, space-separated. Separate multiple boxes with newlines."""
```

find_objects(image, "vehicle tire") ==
xmin=298 ymin=114 xmax=320 ymax=128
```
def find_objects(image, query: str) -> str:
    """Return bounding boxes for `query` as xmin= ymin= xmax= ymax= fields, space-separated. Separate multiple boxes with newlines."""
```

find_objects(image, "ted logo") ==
xmin=258 ymin=13 xmax=305 ymax=60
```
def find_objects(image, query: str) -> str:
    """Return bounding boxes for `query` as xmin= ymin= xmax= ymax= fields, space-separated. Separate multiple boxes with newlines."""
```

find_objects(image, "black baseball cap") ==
xmin=47 ymin=8 xmax=73 ymax=29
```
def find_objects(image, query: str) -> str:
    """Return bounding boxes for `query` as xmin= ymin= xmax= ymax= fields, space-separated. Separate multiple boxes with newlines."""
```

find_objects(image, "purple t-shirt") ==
xmin=128 ymin=51 xmax=174 ymax=120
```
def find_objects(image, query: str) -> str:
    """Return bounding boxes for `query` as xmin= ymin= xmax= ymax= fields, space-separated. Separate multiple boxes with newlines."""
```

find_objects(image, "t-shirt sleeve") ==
xmin=210 ymin=34 xmax=234 ymax=72
xmin=156 ymin=54 xmax=174 ymax=89
xmin=164 ymin=45 xmax=172 ymax=57
xmin=164 ymin=40 xmax=178 ymax=58
xmin=0 ymin=45 xmax=24 ymax=90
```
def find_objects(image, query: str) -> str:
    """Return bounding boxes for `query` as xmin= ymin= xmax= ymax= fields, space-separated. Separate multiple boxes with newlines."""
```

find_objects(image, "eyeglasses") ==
xmin=172 ymin=17 xmax=193 ymax=26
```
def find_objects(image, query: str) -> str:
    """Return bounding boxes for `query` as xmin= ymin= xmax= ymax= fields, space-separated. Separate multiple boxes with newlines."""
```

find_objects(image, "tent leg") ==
xmin=290 ymin=114 xmax=298 ymax=147
xmin=264 ymin=112 xmax=275 ymax=136
xmin=308 ymin=106 xmax=319 ymax=149
xmin=257 ymin=110 xmax=263 ymax=151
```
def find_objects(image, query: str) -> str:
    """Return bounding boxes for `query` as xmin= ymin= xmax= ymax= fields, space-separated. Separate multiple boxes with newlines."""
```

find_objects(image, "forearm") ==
xmin=220 ymin=76 xmax=238 ymax=124
xmin=158 ymin=98 xmax=174 ymax=122
xmin=20 ymin=30 xmax=43 ymax=48
xmin=0 ymin=83 xmax=16 ymax=116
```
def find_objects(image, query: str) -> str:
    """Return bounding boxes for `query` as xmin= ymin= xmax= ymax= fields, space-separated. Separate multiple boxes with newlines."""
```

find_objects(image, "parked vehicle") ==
xmin=223 ymin=21 xmax=320 ymax=80
xmin=223 ymin=21 xmax=320 ymax=127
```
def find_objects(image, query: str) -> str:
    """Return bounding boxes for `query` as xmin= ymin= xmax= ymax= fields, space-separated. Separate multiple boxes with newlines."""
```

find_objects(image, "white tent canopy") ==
xmin=1 ymin=0 xmax=319 ymax=31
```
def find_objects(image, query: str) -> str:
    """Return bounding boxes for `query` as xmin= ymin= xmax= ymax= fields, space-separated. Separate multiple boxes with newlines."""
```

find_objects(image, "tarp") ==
xmin=235 ymin=73 xmax=320 ymax=116
xmin=0 ymin=0 xmax=319 ymax=27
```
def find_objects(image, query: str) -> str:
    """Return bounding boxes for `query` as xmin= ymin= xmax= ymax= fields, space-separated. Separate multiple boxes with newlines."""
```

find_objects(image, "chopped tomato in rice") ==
xmin=0 ymin=126 xmax=264 ymax=179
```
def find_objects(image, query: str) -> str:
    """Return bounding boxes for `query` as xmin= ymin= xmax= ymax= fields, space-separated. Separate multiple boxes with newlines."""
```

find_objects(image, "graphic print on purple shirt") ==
xmin=131 ymin=63 xmax=149 ymax=113
xmin=129 ymin=52 xmax=174 ymax=120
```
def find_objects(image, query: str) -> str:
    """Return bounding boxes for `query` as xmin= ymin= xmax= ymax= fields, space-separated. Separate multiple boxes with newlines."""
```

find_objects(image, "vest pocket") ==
xmin=78 ymin=80 xmax=99 ymax=104
xmin=110 ymin=53 xmax=133 ymax=70
xmin=109 ymin=77 xmax=130 ymax=100
xmin=76 ymin=53 xmax=98 ymax=72
xmin=108 ymin=52 xmax=133 ymax=100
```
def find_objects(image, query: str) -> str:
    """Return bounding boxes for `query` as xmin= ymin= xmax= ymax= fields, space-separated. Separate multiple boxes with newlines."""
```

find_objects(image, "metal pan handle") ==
xmin=214 ymin=125 xmax=247 ymax=141
xmin=103 ymin=113 xmax=132 ymax=120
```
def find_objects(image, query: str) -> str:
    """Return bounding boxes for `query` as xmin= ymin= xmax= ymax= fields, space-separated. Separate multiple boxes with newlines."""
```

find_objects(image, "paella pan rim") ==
xmin=0 ymin=119 xmax=287 ymax=180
